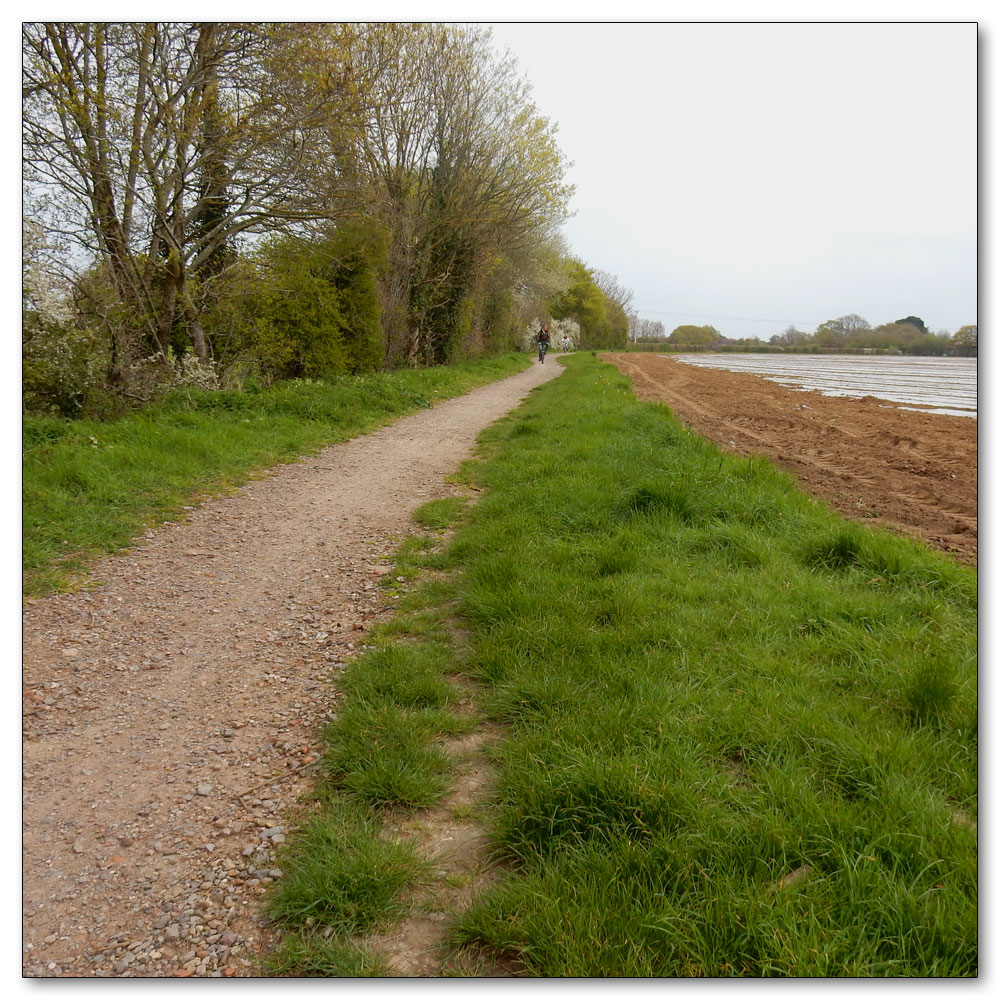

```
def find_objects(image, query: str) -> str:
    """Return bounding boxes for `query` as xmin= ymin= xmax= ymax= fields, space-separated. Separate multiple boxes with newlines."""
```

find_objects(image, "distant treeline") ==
xmin=632 ymin=315 xmax=977 ymax=357
xmin=627 ymin=343 xmax=923 ymax=356
xmin=23 ymin=23 xmax=629 ymax=417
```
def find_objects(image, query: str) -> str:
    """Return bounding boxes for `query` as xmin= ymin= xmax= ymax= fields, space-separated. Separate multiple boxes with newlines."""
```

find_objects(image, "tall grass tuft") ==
xmin=903 ymin=653 xmax=960 ymax=727
xmin=262 ymin=508 xmax=477 ymax=974
xmin=266 ymin=799 xmax=428 ymax=931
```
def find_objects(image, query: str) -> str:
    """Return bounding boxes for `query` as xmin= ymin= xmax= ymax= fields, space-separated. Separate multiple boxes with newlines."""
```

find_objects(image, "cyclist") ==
xmin=537 ymin=325 xmax=550 ymax=363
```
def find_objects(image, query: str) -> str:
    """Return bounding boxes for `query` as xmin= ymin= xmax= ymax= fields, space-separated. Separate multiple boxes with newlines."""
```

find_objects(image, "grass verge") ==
xmin=263 ymin=496 xmax=477 ymax=976
xmin=264 ymin=352 xmax=976 ymax=977
xmin=445 ymin=353 xmax=976 ymax=977
xmin=22 ymin=353 xmax=530 ymax=597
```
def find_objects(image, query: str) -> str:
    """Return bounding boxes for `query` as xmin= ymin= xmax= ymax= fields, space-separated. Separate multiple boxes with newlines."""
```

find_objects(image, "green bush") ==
xmin=211 ymin=224 xmax=387 ymax=381
xmin=22 ymin=317 xmax=110 ymax=417
xmin=548 ymin=258 xmax=628 ymax=349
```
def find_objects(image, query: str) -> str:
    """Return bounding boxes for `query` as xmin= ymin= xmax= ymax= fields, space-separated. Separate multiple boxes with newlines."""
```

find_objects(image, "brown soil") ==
xmin=21 ymin=358 xmax=562 ymax=978
xmin=602 ymin=353 xmax=977 ymax=565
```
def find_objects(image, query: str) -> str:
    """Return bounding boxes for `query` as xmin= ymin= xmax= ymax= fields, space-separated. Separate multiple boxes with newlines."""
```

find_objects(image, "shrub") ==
xmin=210 ymin=225 xmax=387 ymax=381
xmin=22 ymin=317 xmax=109 ymax=417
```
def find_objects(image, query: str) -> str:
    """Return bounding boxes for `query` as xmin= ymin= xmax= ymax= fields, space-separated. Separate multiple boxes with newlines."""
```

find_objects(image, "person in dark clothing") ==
xmin=537 ymin=325 xmax=550 ymax=362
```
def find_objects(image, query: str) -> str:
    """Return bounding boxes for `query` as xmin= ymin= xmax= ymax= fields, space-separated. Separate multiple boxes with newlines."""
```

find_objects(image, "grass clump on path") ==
xmin=443 ymin=353 xmax=976 ymax=977
xmin=23 ymin=354 xmax=529 ymax=596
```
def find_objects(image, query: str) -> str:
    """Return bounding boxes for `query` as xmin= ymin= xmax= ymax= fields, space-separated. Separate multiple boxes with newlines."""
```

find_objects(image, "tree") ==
xmin=950 ymin=324 xmax=977 ymax=356
xmin=549 ymin=258 xmax=627 ymax=349
xmin=23 ymin=22 xmax=358 ymax=385
xmin=815 ymin=313 xmax=871 ymax=347
xmin=895 ymin=315 xmax=928 ymax=333
xmin=668 ymin=324 xmax=720 ymax=346
xmin=769 ymin=325 xmax=808 ymax=346
xmin=814 ymin=321 xmax=846 ymax=348
xmin=868 ymin=322 xmax=925 ymax=349
xmin=244 ymin=226 xmax=384 ymax=378
xmin=630 ymin=316 xmax=666 ymax=341
xmin=23 ymin=216 xmax=108 ymax=414
xmin=344 ymin=24 xmax=572 ymax=365
xmin=23 ymin=20 xmax=573 ymax=394
xmin=592 ymin=270 xmax=634 ymax=316
xmin=903 ymin=332 xmax=952 ymax=356
xmin=839 ymin=314 xmax=871 ymax=335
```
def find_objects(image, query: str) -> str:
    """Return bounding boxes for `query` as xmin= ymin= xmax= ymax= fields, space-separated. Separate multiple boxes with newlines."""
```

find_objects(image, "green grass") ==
xmin=412 ymin=496 xmax=469 ymax=530
xmin=261 ymin=351 xmax=975 ymax=977
xmin=263 ymin=796 xmax=425 ymax=976
xmin=264 ymin=931 xmax=389 ymax=978
xmin=22 ymin=354 xmax=529 ymax=596
xmin=322 ymin=699 xmax=467 ymax=808
xmin=264 ymin=511 xmax=475 ymax=974
xmin=437 ymin=353 xmax=976 ymax=977
xmin=265 ymin=798 xmax=428 ymax=931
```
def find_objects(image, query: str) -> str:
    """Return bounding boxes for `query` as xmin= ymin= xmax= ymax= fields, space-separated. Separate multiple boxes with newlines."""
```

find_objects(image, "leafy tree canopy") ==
xmin=895 ymin=315 xmax=928 ymax=333
xmin=668 ymin=324 xmax=720 ymax=346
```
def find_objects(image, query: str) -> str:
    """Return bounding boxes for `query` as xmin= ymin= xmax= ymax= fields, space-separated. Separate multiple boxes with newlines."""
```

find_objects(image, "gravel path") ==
xmin=22 ymin=358 xmax=562 ymax=978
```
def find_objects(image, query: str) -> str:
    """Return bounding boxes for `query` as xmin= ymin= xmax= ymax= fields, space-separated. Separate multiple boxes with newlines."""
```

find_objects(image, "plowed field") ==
xmin=603 ymin=353 xmax=977 ymax=564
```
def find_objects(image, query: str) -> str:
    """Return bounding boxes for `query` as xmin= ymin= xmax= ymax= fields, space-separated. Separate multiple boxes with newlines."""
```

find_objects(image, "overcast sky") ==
xmin=487 ymin=21 xmax=978 ymax=340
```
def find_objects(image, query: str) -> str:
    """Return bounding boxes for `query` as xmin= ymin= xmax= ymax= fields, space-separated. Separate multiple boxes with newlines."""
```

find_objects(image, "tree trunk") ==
xmin=155 ymin=267 xmax=178 ymax=361
xmin=406 ymin=323 xmax=421 ymax=367
xmin=179 ymin=280 xmax=209 ymax=362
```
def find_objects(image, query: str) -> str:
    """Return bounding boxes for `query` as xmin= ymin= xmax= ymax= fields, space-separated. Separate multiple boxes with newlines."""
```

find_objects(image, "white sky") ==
xmin=487 ymin=20 xmax=978 ymax=339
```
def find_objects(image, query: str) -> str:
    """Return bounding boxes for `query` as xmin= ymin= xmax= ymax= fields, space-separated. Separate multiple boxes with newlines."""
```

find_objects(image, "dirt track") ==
xmin=21 ymin=358 xmax=562 ymax=978
xmin=603 ymin=353 xmax=977 ymax=564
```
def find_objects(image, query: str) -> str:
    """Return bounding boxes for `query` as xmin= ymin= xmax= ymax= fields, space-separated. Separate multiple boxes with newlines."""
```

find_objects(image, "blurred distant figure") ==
xmin=561 ymin=333 xmax=571 ymax=351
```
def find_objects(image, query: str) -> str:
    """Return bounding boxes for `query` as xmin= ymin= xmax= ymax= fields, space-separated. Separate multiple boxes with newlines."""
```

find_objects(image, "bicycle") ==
xmin=538 ymin=340 xmax=549 ymax=363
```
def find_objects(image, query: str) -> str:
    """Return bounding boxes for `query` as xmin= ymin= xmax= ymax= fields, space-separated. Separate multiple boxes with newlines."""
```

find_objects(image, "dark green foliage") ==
xmin=415 ymin=231 xmax=479 ymax=366
xmin=323 ymin=223 xmax=387 ymax=373
xmin=240 ymin=225 xmax=386 ymax=379
xmin=479 ymin=289 xmax=522 ymax=354
xmin=895 ymin=315 xmax=928 ymax=333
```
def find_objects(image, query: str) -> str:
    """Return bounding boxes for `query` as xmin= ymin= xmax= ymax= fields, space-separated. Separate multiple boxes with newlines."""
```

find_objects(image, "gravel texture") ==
xmin=22 ymin=359 xmax=562 ymax=978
